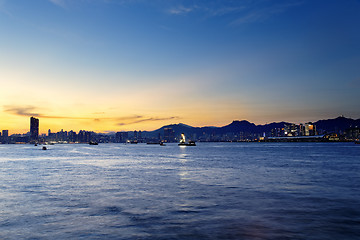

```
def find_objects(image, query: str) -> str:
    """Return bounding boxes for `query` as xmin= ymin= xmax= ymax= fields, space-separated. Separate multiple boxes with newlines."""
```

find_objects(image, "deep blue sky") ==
xmin=1 ymin=0 xmax=360 ymax=132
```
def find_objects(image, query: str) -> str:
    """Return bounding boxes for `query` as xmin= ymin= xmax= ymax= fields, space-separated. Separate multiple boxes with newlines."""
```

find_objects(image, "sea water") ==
xmin=0 ymin=142 xmax=359 ymax=239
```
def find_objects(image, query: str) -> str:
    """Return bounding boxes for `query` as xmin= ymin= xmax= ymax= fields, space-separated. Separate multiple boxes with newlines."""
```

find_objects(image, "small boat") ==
xmin=355 ymin=141 xmax=360 ymax=144
xmin=178 ymin=133 xmax=196 ymax=146
xmin=178 ymin=140 xmax=196 ymax=146
xmin=89 ymin=141 xmax=98 ymax=145
xmin=42 ymin=146 xmax=47 ymax=150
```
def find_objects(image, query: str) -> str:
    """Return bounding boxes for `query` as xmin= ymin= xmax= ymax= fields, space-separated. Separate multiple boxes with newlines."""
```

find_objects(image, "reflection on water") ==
xmin=0 ymin=142 xmax=359 ymax=239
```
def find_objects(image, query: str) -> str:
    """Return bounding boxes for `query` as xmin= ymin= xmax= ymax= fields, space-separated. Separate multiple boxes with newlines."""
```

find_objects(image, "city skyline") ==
xmin=1 ymin=115 xmax=359 ymax=144
xmin=2 ymin=115 xmax=359 ymax=137
xmin=1 ymin=0 xmax=360 ymax=133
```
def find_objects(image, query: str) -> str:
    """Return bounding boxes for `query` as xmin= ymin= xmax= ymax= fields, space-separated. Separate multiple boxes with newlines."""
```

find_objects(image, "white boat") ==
xmin=178 ymin=133 xmax=196 ymax=146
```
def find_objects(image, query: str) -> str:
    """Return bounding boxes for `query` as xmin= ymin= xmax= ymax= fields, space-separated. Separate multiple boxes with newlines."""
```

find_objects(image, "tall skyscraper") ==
xmin=164 ymin=128 xmax=175 ymax=142
xmin=2 ymin=130 xmax=8 ymax=138
xmin=1 ymin=130 xmax=8 ymax=143
xmin=305 ymin=122 xmax=316 ymax=136
xmin=30 ymin=117 xmax=39 ymax=142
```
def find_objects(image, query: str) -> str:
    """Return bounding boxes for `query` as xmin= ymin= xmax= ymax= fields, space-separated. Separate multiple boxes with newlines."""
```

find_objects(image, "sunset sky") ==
xmin=1 ymin=0 xmax=360 ymax=134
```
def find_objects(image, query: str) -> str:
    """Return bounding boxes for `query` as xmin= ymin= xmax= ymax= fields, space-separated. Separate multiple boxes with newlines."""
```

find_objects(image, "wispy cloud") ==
xmin=4 ymin=105 xmax=42 ymax=117
xmin=167 ymin=5 xmax=194 ymax=15
xmin=4 ymin=105 xmax=179 ymax=126
xmin=207 ymin=6 xmax=246 ymax=17
xmin=117 ymin=116 xmax=179 ymax=126
xmin=163 ymin=0 xmax=304 ymax=25
xmin=231 ymin=1 xmax=304 ymax=25
xmin=49 ymin=0 xmax=66 ymax=8
xmin=3 ymin=105 xmax=99 ymax=120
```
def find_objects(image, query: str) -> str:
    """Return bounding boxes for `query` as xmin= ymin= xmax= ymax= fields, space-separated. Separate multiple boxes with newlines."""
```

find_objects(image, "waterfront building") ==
xmin=298 ymin=124 xmax=305 ymax=136
xmin=68 ymin=130 xmax=77 ymax=142
xmin=164 ymin=128 xmax=175 ymax=142
xmin=305 ymin=122 xmax=317 ymax=136
xmin=78 ymin=130 xmax=91 ymax=143
xmin=30 ymin=117 xmax=39 ymax=142
xmin=1 ymin=130 xmax=9 ymax=143
xmin=116 ymin=132 xmax=128 ymax=143
xmin=284 ymin=124 xmax=298 ymax=137
xmin=271 ymin=128 xmax=284 ymax=137
xmin=57 ymin=129 xmax=68 ymax=141
xmin=346 ymin=127 xmax=360 ymax=140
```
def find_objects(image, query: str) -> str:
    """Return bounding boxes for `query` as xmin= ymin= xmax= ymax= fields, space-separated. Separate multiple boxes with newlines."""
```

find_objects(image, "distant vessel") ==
xmin=42 ymin=146 xmax=47 ymax=150
xmin=147 ymin=141 xmax=166 ymax=146
xmin=89 ymin=141 xmax=98 ymax=145
xmin=178 ymin=133 xmax=196 ymax=146
xmin=355 ymin=141 xmax=360 ymax=144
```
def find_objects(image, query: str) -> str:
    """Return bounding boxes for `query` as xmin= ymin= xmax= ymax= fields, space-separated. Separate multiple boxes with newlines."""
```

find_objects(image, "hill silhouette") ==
xmin=144 ymin=116 xmax=360 ymax=138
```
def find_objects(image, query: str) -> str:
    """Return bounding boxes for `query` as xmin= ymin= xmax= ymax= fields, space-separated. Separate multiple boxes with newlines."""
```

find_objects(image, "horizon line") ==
xmin=2 ymin=115 xmax=357 ymax=135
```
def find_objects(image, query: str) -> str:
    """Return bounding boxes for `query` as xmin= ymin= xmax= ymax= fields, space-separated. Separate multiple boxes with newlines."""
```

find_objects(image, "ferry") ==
xmin=178 ymin=133 xmax=196 ymax=146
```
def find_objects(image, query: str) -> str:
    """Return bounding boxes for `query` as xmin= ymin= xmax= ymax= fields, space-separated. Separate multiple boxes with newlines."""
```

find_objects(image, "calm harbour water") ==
xmin=0 ymin=142 xmax=359 ymax=239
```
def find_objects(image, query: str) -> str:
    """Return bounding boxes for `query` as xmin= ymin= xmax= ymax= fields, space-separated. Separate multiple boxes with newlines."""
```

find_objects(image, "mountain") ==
xmin=315 ymin=116 xmax=360 ymax=133
xmin=142 ymin=116 xmax=360 ymax=138
xmin=144 ymin=120 xmax=290 ymax=138
xmin=220 ymin=120 xmax=257 ymax=133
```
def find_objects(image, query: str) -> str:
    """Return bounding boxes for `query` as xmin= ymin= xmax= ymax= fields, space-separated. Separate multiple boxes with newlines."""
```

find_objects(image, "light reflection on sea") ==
xmin=0 ymin=142 xmax=359 ymax=239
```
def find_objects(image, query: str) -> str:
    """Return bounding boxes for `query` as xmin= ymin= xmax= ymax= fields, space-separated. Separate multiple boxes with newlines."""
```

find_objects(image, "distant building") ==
xmin=305 ymin=122 xmax=317 ymax=136
xmin=68 ymin=130 xmax=77 ymax=142
xmin=346 ymin=127 xmax=360 ymax=140
xmin=78 ymin=130 xmax=91 ymax=143
xmin=298 ymin=124 xmax=305 ymax=136
xmin=116 ymin=132 xmax=128 ymax=143
xmin=30 ymin=117 xmax=39 ymax=142
xmin=1 ymin=130 xmax=9 ymax=143
xmin=284 ymin=124 xmax=298 ymax=137
xmin=164 ymin=128 xmax=175 ymax=142
xmin=2 ymin=130 xmax=8 ymax=138
xmin=57 ymin=129 xmax=68 ymax=141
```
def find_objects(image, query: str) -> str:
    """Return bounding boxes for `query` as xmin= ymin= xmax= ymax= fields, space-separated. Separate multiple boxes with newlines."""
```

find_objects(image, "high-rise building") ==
xmin=164 ymin=128 xmax=175 ymax=142
xmin=305 ymin=122 xmax=316 ymax=136
xmin=116 ymin=132 xmax=128 ymax=143
xmin=2 ymin=130 xmax=9 ymax=143
xmin=78 ymin=130 xmax=91 ymax=143
xmin=30 ymin=117 xmax=39 ymax=142
xmin=2 ymin=130 xmax=8 ymax=138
